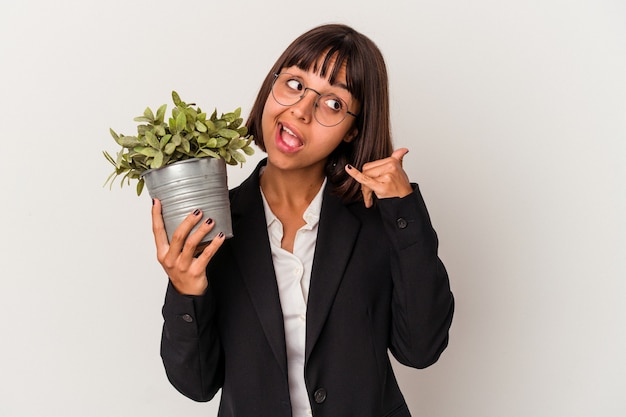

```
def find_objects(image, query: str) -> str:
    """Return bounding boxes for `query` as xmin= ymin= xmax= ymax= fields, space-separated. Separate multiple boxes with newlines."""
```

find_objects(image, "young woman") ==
xmin=152 ymin=24 xmax=454 ymax=417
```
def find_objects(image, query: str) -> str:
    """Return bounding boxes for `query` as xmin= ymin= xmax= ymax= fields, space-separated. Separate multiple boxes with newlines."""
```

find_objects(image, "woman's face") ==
xmin=261 ymin=63 xmax=360 ymax=173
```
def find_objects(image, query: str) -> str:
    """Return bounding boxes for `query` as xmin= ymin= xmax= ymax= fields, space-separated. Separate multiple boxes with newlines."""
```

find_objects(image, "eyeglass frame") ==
xmin=270 ymin=72 xmax=359 ymax=127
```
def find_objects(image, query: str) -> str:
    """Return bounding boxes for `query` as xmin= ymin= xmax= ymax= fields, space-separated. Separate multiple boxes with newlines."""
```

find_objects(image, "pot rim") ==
xmin=140 ymin=156 xmax=224 ymax=179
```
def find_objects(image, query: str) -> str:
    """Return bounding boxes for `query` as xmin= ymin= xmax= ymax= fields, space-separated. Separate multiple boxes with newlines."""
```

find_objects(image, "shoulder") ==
xmin=228 ymin=159 xmax=266 ymax=207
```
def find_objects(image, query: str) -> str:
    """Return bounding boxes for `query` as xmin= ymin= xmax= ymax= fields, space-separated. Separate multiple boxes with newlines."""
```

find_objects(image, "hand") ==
xmin=345 ymin=148 xmax=413 ymax=208
xmin=152 ymin=199 xmax=226 ymax=295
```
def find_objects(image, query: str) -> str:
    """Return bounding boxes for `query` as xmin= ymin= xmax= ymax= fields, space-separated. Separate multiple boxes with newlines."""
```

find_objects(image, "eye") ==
xmin=285 ymin=78 xmax=304 ymax=92
xmin=320 ymin=95 xmax=344 ymax=113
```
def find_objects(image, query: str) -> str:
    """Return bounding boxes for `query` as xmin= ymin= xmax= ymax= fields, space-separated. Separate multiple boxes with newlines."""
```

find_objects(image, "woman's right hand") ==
xmin=151 ymin=199 xmax=226 ymax=295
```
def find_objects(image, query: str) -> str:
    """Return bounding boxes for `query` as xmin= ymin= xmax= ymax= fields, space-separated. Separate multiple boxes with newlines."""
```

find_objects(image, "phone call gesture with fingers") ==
xmin=345 ymin=148 xmax=413 ymax=208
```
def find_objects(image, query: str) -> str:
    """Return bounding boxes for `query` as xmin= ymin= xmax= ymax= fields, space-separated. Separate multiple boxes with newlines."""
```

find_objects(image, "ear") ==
xmin=343 ymin=128 xmax=359 ymax=143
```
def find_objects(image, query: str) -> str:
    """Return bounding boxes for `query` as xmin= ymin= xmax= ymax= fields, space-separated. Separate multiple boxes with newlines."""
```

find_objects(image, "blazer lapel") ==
xmin=229 ymin=160 xmax=288 ymax=377
xmin=305 ymin=188 xmax=360 ymax=363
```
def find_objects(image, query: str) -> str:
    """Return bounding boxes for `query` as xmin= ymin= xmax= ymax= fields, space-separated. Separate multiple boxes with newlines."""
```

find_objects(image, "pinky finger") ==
xmin=345 ymin=164 xmax=375 ymax=208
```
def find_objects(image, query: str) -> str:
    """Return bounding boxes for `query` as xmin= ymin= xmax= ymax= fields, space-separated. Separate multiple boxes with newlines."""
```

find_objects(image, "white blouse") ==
xmin=260 ymin=178 xmax=326 ymax=417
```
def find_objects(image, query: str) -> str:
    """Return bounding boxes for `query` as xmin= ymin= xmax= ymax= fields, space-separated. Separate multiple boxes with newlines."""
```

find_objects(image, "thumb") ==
xmin=391 ymin=148 xmax=409 ymax=164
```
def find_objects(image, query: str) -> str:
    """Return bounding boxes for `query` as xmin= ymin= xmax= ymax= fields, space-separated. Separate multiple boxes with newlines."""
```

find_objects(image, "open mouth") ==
xmin=276 ymin=123 xmax=304 ymax=152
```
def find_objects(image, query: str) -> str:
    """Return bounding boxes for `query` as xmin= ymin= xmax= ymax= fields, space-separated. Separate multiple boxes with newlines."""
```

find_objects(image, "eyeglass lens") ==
xmin=272 ymin=73 xmax=352 ymax=127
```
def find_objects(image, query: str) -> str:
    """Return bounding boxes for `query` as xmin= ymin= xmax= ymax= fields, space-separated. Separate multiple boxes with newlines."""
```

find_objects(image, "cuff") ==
xmin=377 ymin=184 xmax=434 ymax=250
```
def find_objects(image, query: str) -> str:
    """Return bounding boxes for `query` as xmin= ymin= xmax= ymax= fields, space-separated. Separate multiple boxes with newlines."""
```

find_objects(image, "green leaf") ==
xmin=199 ymin=149 xmax=220 ymax=158
xmin=195 ymin=120 xmax=207 ymax=132
xmin=164 ymin=142 xmax=177 ymax=155
xmin=103 ymin=151 xmax=116 ymax=166
xmin=185 ymin=106 xmax=198 ymax=121
xmin=228 ymin=138 xmax=246 ymax=150
xmin=160 ymin=133 xmax=172 ymax=148
xmin=215 ymin=138 xmax=229 ymax=148
xmin=181 ymin=137 xmax=191 ymax=153
xmin=143 ymin=106 xmax=155 ymax=121
xmin=154 ymin=124 xmax=166 ymax=136
xmin=229 ymin=118 xmax=242 ymax=129
xmin=109 ymin=128 xmax=120 ymax=141
xmin=217 ymin=128 xmax=239 ymax=139
xmin=223 ymin=111 xmax=237 ymax=123
xmin=117 ymin=135 xmax=141 ymax=148
xmin=145 ymin=130 xmax=160 ymax=149
xmin=231 ymin=150 xmax=246 ymax=163
xmin=115 ymin=149 xmax=124 ymax=166
xmin=133 ymin=116 xmax=152 ymax=123
xmin=151 ymin=151 xmax=164 ymax=168
xmin=156 ymin=104 xmax=167 ymax=123
xmin=172 ymin=91 xmax=182 ymax=106
xmin=242 ymin=145 xmax=255 ymax=156
xmin=136 ymin=178 xmax=145 ymax=196
xmin=103 ymin=170 xmax=117 ymax=189
xmin=176 ymin=111 xmax=186 ymax=132
xmin=135 ymin=146 xmax=159 ymax=157
xmin=196 ymin=133 xmax=210 ymax=144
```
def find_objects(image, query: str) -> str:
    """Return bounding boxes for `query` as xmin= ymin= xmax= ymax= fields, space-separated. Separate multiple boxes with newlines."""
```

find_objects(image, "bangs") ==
xmin=278 ymin=33 xmax=364 ymax=101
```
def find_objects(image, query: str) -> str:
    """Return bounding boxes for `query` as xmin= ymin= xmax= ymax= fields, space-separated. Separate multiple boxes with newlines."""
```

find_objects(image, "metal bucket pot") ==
xmin=142 ymin=158 xmax=232 ymax=244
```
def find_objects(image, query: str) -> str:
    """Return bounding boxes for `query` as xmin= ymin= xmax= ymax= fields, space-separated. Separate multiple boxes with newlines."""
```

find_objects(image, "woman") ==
xmin=152 ymin=23 xmax=454 ymax=417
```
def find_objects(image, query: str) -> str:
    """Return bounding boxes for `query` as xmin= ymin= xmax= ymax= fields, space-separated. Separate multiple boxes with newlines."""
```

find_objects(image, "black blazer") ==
xmin=160 ymin=159 xmax=454 ymax=417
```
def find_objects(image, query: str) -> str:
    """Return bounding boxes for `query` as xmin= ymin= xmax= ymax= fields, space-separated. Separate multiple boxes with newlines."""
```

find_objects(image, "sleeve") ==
xmin=160 ymin=280 xmax=224 ymax=401
xmin=377 ymin=184 xmax=455 ymax=369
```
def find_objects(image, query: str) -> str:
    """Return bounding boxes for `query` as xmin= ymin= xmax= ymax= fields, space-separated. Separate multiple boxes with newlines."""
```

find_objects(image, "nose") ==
xmin=290 ymin=88 xmax=320 ymax=122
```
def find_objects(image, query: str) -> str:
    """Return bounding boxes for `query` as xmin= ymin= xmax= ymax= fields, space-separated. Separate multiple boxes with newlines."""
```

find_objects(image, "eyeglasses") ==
xmin=271 ymin=73 xmax=358 ymax=127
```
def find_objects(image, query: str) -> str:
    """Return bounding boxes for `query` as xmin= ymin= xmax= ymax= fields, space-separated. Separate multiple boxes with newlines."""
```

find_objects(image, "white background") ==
xmin=0 ymin=1 xmax=624 ymax=416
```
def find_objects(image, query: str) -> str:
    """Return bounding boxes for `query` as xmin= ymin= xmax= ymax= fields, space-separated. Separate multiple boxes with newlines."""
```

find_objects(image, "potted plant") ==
xmin=103 ymin=91 xmax=254 ymax=243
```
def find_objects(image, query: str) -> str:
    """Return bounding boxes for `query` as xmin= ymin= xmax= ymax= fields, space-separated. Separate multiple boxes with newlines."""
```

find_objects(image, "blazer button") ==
xmin=181 ymin=314 xmax=193 ymax=323
xmin=396 ymin=217 xmax=408 ymax=229
xmin=314 ymin=388 xmax=327 ymax=403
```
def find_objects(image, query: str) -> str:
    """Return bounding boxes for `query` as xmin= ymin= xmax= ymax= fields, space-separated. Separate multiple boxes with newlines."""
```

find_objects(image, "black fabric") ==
xmin=161 ymin=159 xmax=454 ymax=417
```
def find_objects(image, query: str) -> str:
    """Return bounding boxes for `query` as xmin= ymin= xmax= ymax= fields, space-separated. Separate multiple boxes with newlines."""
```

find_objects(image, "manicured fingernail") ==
xmin=152 ymin=198 xmax=155 ymax=205
xmin=193 ymin=209 xmax=201 ymax=216
xmin=205 ymin=218 xmax=213 ymax=225
xmin=346 ymin=164 xmax=353 ymax=170
xmin=218 ymin=232 xmax=224 ymax=238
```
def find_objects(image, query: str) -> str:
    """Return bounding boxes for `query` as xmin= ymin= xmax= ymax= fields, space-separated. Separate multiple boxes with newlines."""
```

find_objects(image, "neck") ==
xmin=260 ymin=162 xmax=326 ymax=205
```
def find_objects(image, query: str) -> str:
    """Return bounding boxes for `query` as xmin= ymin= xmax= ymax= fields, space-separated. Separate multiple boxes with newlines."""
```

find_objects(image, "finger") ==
xmin=345 ymin=164 xmax=375 ymax=208
xmin=167 ymin=208 xmax=204 ymax=256
xmin=152 ymin=199 xmax=170 ymax=256
xmin=361 ymin=148 xmax=410 ymax=172
xmin=196 ymin=230 xmax=227 ymax=264
xmin=390 ymin=148 xmax=409 ymax=164
xmin=362 ymin=187 xmax=374 ymax=208
xmin=181 ymin=217 xmax=216 ymax=259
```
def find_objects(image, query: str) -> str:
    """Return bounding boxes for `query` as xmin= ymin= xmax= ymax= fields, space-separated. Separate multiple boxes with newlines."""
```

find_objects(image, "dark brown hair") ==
xmin=246 ymin=24 xmax=393 ymax=203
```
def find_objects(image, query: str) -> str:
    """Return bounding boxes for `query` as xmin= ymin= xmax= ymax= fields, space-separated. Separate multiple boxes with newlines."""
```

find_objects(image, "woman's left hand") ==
xmin=345 ymin=148 xmax=413 ymax=208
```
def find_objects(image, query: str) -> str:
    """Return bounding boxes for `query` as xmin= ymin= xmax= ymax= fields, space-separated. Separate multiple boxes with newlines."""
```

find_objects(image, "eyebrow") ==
xmin=287 ymin=68 xmax=350 ymax=93
xmin=332 ymin=81 xmax=350 ymax=91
